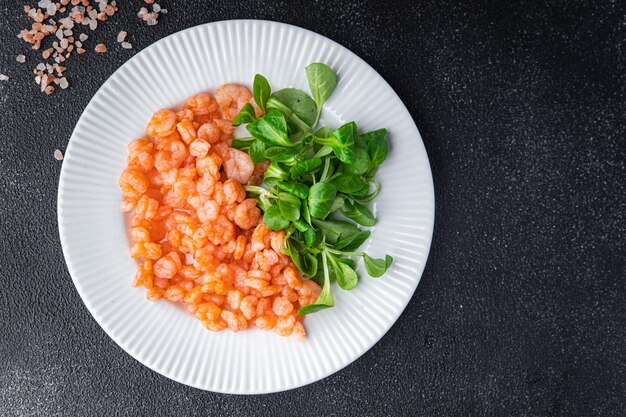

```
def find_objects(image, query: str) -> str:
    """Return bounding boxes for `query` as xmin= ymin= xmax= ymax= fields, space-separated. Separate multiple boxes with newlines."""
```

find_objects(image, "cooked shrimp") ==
xmin=119 ymin=168 xmax=149 ymax=199
xmin=196 ymin=174 xmax=216 ymax=196
xmin=176 ymin=108 xmax=194 ymax=122
xmin=173 ymin=179 xmax=195 ymax=201
xmin=189 ymin=139 xmax=210 ymax=158
xmin=196 ymin=155 xmax=221 ymax=179
xmin=256 ymin=249 xmax=279 ymax=272
xmin=193 ymin=247 xmax=219 ymax=272
xmin=129 ymin=151 xmax=154 ymax=173
xmin=121 ymin=90 xmax=317 ymax=338
xmin=223 ymin=179 xmax=246 ymax=204
xmin=221 ymin=310 xmax=248 ymax=331
xmin=251 ymin=223 xmax=270 ymax=251
xmin=154 ymin=251 xmax=182 ymax=279
xmin=284 ymin=266 xmax=302 ymax=289
xmin=197 ymin=302 xmax=221 ymax=321
xmin=270 ymin=231 xmax=285 ymax=254
xmin=234 ymin=198 xmax=261 ymax=230
xmin=272 ymin=296 xmax=294 ymax=317
xmin=176 ymin=119 xmax=197 ymax=145
xmin=128 ymin=138 xmax=153 ymax=155
xmin=167 ymin=140 xmax=188 ymax=168
xmin=206 ymin=215 xmax=235 ymax=245
xmin=239 ymin=296 xmax=258 ymax=320
xmin=146 ymin=109 xmax=177 ymax=138
xmin=275 ymin=315 xmax=296 ymax=337
xmin=197 ymin=200 xmax=220 ymax=223
xmin=214 ymin=84 xmax=256 ymax=121
xmin=292 ymin=321 xmax=306 ymax=341
xmin=184 ymin=93 xmax=218 ymax=116
xmin=213 ymin=118 xmax=235 ymax=135
xmin=178 ymin=165 xmax=197 ymax=181
xmin=233 ymin=235 xmax=247 ymax=260
xmin=213 ymin=143 xmax=231 ymax=163
xmin=212 ymin=182 xmax=226 ymax=205
xmin=297 ymin=280 xmax=321 ymax=299
xmin=224 ymin=148 xmax=254 ymax=184
xmin=203 ymin=319 xmax=227 ymax=332
xmin=135 ymin=195 xmax=159 ymax=220
xmin=165 ymin=285 xmax=184 ymax=302
xmin=128 ymin=139 xmax=156 ymax=173
xmin=130 ymin=226 xmax=151 ymax=243
xmin=282 ymin=286 xmax=299 ymax=303
xmin=197 ymin=122 xmax=222 ymax=144
xmin=256 ymin=315 xmax=277 ymax=330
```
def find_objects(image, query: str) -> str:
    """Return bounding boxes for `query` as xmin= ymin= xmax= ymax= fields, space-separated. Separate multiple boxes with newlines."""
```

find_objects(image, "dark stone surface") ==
xmin=1 ymin=0 xmax=624 ymax=416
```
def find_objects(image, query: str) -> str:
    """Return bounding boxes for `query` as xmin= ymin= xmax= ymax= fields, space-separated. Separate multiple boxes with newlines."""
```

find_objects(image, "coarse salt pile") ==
xmin=138 ymin=1 xmax=167 ymax=26
xmin=16 ymin=0 xmax=119 ymax=94
xmin=14 ymin=2 xmax=168 ymax=93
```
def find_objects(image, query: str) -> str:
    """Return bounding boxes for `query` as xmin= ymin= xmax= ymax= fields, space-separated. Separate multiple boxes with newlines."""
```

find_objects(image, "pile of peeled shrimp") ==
xmin=118 ymin=84 xmax=321 ymax=339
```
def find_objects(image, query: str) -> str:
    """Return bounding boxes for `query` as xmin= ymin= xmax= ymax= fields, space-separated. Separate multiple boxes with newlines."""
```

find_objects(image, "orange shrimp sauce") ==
xmin=118 ymin=85 xmax=320 ymax=339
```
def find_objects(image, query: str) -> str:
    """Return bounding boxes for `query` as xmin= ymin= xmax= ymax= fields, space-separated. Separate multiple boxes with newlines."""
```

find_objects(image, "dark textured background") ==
xmin=1 ymin=1 xmax=625 ymax=416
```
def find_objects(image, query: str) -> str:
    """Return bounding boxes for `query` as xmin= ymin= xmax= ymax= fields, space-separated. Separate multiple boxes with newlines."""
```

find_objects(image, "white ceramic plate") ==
xmin=58 ymin=20 xmax=434 ymax=394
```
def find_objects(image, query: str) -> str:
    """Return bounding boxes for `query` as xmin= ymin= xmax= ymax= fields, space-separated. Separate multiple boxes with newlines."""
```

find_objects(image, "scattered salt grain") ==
xmin=54 ymin=149 xmax=64 ymax=160
xmin=117 ymin=30 xmax=127 ymax=42
xmin=147 ymin=18 xmax=157 ymax=26
xmin=94 ymin=43 xmax=107 ymax=53
xmin=79 ymin=33 xmax=88 ymax=41
xmin=59 ymin=77 xmax=69 ymax=89
xmin=121 ymin=42 xmax=132 ymax=49
xmin=61 ymin=17 xmax=74 ymax=29
xmin=0 ymin=74 xmax=9 ymax=81
xmin=16 ymin=54 xmax=26 ymax=63
xmin=153 ymin=3 xmax=161 ymax=12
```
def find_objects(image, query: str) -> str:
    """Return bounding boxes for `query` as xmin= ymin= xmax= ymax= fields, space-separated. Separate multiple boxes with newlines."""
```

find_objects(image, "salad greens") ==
xmin=306 ymin=63 xmax=337 ymax=127
xmin=235 ymin=63 xmax=393 ymax=316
